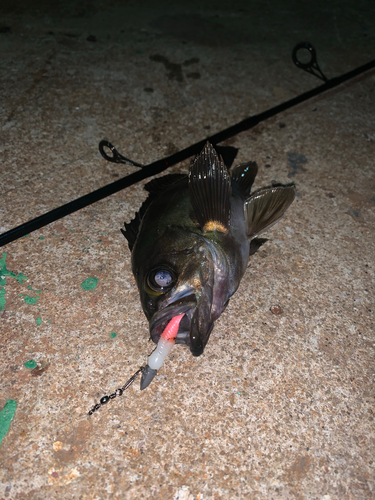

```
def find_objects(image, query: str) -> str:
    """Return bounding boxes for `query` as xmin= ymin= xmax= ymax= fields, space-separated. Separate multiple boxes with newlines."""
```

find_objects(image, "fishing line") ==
xmin=1 ymin=43 xmax=374 ymax=247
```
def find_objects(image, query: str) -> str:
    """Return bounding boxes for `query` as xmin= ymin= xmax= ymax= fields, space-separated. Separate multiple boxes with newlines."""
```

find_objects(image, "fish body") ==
xmin=122 ymin=142 xmax=295 ymax=362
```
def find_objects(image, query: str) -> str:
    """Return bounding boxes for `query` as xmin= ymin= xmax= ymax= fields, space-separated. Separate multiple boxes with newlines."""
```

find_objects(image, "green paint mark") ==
xmin=81 ymin=277 xmax=99 ymax=290
xmin=16 ymin=273 xmax=27 ymax=283
xmin=70 ymin=229 xmax=73 ymax=232
xmin=36 ymin=317 xmax=42 ymax=326
xmin=24 ymin=360 xmax=37 ymax=369
xmin=102 ymin=232 xmax=106 ymax=235
xmin=0 ymin=253 xmax=27 ymax=283
xmin=23 ymin=295 xmax=39 ymax=305
xmin=0 ymin=253 xmax=28 ymax=310
xmin=39 ymin=236 xmax=44 ymax=240
xmin=53 ymin=234 xmax=57 ymax=237
xmin=21 ymin=234 xmax=30 ymax=238
xmin=48 ymin=320 xmax=51 ymax=323
xmin=0 ymin=287 xmax=5 ymax=306
xmin=0 ymin=400 xmax=17 ymax=448
xmin=19 ymin=286 xmax=43 ymax=306
xmin=110 ymin=332 xmax=117 ymax=338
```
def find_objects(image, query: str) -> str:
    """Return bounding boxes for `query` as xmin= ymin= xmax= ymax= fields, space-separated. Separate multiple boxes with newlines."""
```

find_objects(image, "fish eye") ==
xmin=147 ymin=267 xmax=176 ymax=293
xmin=154 ymin=270 xmax=173 ymax=287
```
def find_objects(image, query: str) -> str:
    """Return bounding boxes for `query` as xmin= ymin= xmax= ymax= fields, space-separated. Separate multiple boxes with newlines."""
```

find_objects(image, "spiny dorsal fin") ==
xmin=121 ymin=213 xmax=141 ymax=251
xmin=121 ymin=189 xmax=157 ymax=251
xmin=245 ymin=184 xmax=296 ymax=239
xmin=122 ymin=175 xmax=187 ymax=251
xmin=144 ymin=174 xmax=187 ymax=193
xmin=230 ymin=161 xmax=258 ymax=197
xmin=188 ymin=142 xmax=231 ymax=234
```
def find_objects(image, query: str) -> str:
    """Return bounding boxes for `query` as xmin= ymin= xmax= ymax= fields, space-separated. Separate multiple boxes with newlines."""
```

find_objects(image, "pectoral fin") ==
xmin=188 ymin=142 xmax=232 ymax=234
xmin=245 ymin=184 xmax=296 ymax=239
xmin=249 ymin=237 xmax=268 ymax=255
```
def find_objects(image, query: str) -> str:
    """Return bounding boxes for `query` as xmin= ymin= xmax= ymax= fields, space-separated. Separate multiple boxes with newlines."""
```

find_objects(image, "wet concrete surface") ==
xmin=1 ymin=1 xmax=375 ymax=499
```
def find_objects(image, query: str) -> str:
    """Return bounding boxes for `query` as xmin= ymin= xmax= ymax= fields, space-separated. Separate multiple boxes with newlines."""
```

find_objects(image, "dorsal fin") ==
xmin=188 ymin=142 xmax=231 ymax=233
xmin=121 ymin=214 xmax=141 ymax=251
xmin=230 ymin=161 xmax=258 ymax=197
xmin=121 ymin=191 xmax=157 ymax=251
xmin=122 ymin=174 xmax=187 ymax=251
xmin=244 ymin=184 xmax=296 ymax=239
xmin=121 ymin=174 xmax=187 ymax=251
xmin=144 ymin=174 xmax=187 ymax=193
xmin=214 ymin=145 xmax=239 ymax=168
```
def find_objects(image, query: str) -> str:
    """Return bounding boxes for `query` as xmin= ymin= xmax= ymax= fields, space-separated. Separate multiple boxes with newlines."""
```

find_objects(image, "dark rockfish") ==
xmin=122 ymin=142 xmax=295 ymax=389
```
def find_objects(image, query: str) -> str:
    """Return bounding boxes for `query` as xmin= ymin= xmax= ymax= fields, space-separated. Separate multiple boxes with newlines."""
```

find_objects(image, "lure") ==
xmin=88 ymin=314 xmax=184 ymax=415
xmin=141 ymin=313 xmax=185 ymax=390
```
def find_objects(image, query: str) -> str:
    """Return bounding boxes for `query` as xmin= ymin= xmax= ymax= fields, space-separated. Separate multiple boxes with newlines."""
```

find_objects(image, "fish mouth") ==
xmin=149 ymin=294 xmax=196 ymax=345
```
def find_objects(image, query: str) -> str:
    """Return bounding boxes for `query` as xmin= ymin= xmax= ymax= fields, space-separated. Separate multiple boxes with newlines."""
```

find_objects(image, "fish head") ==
xmin=133 ymin=226 xmax=224 ymax=356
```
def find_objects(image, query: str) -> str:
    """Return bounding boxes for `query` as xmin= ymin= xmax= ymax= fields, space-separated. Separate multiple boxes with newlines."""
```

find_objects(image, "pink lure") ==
xmin=160 ymin=313 xmax=185 ymax=341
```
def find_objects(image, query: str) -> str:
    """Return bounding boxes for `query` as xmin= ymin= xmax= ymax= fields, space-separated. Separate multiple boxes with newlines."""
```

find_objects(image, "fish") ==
xmin=121 ymin=142 xmax=295 ymax=389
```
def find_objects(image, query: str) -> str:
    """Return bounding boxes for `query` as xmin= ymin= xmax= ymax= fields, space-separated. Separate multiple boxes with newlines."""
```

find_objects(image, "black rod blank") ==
xmin=1 ymin=57 xmax=374 ymax=247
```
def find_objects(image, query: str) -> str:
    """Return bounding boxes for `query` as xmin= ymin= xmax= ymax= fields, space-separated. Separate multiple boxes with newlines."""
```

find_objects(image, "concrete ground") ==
xmin=1 ymin=1 xmax=374 ymax=499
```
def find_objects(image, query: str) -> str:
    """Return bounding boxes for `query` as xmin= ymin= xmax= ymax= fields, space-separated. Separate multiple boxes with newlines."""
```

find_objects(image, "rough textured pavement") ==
xmin=1 ymin=1 xmax=374 ymax=499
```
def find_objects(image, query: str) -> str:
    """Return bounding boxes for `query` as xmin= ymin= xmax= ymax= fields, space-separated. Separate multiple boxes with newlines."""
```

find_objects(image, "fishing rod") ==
xmin=1 ymin=42 xmax=374 ymax=247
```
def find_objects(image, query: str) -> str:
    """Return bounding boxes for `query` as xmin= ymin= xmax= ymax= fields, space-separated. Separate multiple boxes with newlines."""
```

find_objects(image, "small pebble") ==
xmin=270 ymin=305 xmax=283 ymax=315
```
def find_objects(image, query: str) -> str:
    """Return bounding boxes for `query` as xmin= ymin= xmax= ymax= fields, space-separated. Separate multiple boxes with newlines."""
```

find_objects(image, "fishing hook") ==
xmin=292 ymin=41 xmax=328 ymax=82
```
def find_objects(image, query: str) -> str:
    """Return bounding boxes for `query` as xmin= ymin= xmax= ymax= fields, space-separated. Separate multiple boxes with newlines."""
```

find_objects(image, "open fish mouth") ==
xmin=149 ymin=294 xmax=196 ymax=345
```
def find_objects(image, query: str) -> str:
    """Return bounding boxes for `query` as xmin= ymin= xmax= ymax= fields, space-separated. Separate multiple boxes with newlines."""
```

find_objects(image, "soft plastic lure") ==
xmin=88 ymin=314 xmax=185 ymax=415
xmin=141 ymin=313 xmax=185 ymax=389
